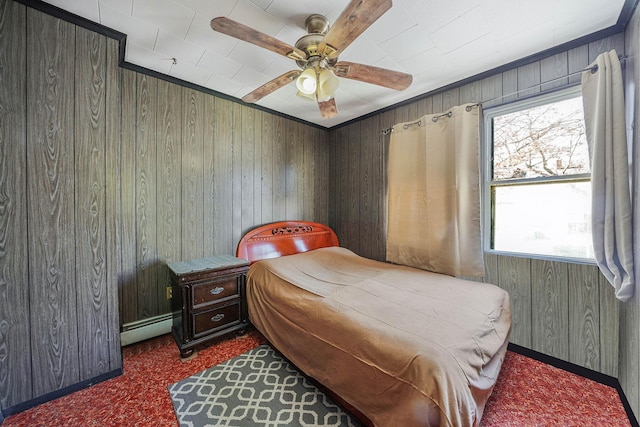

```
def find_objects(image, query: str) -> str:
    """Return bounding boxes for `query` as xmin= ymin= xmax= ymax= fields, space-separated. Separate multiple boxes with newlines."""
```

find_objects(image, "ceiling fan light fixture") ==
xmin=296 ymin=68 xmax=317 ymax=95
xmin=211 ymin=3 xmax=413 ymax=117
xmin=296 ymin=90 xmax=316 ymax=101
xmin=317 ymin=69 xmax=339 ymax=102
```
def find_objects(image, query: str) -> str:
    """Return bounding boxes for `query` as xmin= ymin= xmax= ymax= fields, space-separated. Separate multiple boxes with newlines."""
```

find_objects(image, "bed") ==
xmin=236 ymin=221 xmax=511 ymax=427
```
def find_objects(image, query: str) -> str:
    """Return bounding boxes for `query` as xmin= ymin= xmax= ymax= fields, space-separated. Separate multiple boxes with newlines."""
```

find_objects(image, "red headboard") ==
xmin=236 ymin=221 xmax=339 ymax=263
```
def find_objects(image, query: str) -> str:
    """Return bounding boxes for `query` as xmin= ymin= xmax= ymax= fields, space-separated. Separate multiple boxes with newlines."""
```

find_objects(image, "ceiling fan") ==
xmin=210 ymin=0 xmax=413 ymax=119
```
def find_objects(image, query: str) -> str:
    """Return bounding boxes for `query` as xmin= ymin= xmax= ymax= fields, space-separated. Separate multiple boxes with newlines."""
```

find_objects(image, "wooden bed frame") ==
xmin=236 ymin=220 xmax=373 ymax=426
xmin=236 ymin=221 xmax=339 ymax=263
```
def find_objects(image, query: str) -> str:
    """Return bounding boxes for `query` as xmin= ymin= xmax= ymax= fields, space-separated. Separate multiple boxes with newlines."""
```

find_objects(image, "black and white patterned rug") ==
xmin=168 ymin=344 xmax=362 ymax=427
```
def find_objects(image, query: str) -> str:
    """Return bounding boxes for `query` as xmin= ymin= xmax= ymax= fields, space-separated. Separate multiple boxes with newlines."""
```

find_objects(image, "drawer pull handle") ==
xmin=209 ymin=287 xmax=224 ymax=295
xmin=211 ymin=314 xmax=225 ymax=322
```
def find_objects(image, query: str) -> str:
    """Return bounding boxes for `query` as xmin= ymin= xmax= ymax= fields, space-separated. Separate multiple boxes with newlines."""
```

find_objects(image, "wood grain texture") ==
xmin=212 ymin=97 xmax=235 ymax=255
xmin=318 ymin=0 xmax=391 ymax=58
xmin=334 ymin=126 xmax=349 ymax=248
xmin=328 ymin=31 xmax=627 ymax=380
xmin=241 ymin=70 xmax=299 ymax=103
xmin=588 ymin=32 xmax=625 ymax=63
xmin=104 ymin=37 xmax=122 ymax=372
xmin=540 ymin=52 xmax=569 ymax=92
xmin=241 ymin=106 xmax=256 ymax=237
xmin=134 ymin=73 xmax=159 ymax=319
xmin=8 ymin=2 xmax=634 ymax=413
xmin=620 ymin=9 xmax=640 ymax=418
xmin=567 ymin=263 xmax=599 ymax=370
xmin=0 ymin=0 xmax=31 ymax=408
xmin=517 ymin=62 xmax=541 ymax=98
xmin=441 ymin=87 xmax=460 ymax=110
xmin=480 ymin=74 xmax=502 ymax=104
xmin=347 ymin=122 xmax=361 ymax=254
xmin=313 ymin=126 xmax=329 ymax=225
xmin=415 ymin=95 xmax=433 ymax=117
xmin=531 ymin=260 xmax=569 ymax=360
xmin=327 ymin=127 xmax=340 ymax=241
xmin=431 ymin=92 xmax=443 ymax=114
xmin=294 ymin=123 xmax=305 ymax=220
xmin=334 ymin=61 xmax=412 ymax=91
xmin=6 ymin=2 xmax=334 ymax=412
xmin=182 ymin=89 xmax=205 ymax=260
xmin=368 ymin=115 xmax=384 ymax=260
xmin=259 ymin=111 xmax=274 ymax=225
xmin=119 ymin=69 xmax=139 ymax=324
xmin=483 ymin=253 xmax=499 ymax=285
xmin=271 ymin=114 xmax=286 ymax=221
xmin=598 ymin=272 xmax=619 ymax=377
xmin=283 ymin=120 xmax=297 ymax=220
xmin=501 ymin=69 xmax=518 ymax=103
xmin=210 ymin=17 xmax=305 ymax=62
xmin=304 ymin=126 xmax=317 ymax=221
xmin=567 ymin=45 xmax=589 ymax=85
xmin=74 ymin=26 xmax=109 ymax=379
xmin=156 ymin=79 xmax=182 ymax=315
xmin=459 ymin=81 xmax=481 ymax=104
xmin=377 ymin=110 xmax=394 ymax=261
xmin=203 ymin=95 xmax=217 ymax=255
xmin=231 ymin=103 xmax=242 ymax=251
xmin=253 ymin=109 xmax=263 ymax=224
xmin=497 ymin=256 xmax=532 ymax=348
xmin=359 ymin=116 xmax=375 ymax=259
xmin=27 ymin=8 xmax=80 ymax=396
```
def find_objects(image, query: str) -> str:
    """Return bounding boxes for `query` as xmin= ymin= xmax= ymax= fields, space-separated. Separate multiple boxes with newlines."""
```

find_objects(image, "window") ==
xmin=483 ymin=87 xmax=594 ymax=260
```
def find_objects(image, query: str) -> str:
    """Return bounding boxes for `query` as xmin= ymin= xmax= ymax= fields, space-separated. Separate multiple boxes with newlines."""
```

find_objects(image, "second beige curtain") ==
xmin=386 ymin=104 xmax=483 ymax=277
xmin=581 ymin=49 xmax=634 ymax=301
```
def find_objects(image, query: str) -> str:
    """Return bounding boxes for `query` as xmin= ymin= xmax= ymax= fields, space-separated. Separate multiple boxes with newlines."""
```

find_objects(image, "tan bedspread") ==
xmin=246 ymin=247 xmax=511 ymax=427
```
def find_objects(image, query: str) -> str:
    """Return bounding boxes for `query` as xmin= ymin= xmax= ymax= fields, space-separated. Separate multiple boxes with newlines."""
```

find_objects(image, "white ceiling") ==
xmin=43 ymin=0 xmax=628 ymax=128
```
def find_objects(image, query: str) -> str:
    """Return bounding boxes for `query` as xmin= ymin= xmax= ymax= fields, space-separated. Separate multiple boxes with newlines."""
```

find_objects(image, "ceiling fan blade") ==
xmin=211 ymin=17 xmax=306 ymax=61
xmin=334 ymin=61 xmax=412 ymax=91
xmin=242 ymin=70 xmax=301 ymax=104
xmin=318 ymin=0 xmax=392 ymax=58
xmin=318 ymin=98 xmax=338 ymax=119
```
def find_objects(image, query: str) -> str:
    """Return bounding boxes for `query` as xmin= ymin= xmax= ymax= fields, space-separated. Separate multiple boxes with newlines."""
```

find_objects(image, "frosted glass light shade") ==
xmin=296 ymin=90 xmax=315 ymax=101
xmin=317 ymin=69 xmax=339 ymax=101
xmin=296 ymin=68 xmax=317 ymax=95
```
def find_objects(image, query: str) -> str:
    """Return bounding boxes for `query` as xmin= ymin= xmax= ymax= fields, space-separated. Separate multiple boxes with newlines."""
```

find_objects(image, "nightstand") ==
xmin=168 ymin=255 xmax=250 ymax=358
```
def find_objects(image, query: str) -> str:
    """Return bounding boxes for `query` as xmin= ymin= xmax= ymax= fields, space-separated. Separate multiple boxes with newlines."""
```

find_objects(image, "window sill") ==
xmin=484 ymin=249 xmax=598 ymax=266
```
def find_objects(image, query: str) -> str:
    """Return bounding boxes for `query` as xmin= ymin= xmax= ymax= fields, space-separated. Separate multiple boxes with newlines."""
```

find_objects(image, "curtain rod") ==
xmin=380 ymin=55 xmax=627 ymax=136
xmin=382 ymin=104 xmax=480 ymax=135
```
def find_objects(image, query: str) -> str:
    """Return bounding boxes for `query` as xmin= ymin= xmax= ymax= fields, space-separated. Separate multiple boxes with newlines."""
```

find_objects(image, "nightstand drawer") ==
xmin=169 ymin=254 xmax=249 ymax=358
xmin=192 ymin=276 xmax=239 ymax=308
xmin=193 ymin=302 xmax=241 ymax=337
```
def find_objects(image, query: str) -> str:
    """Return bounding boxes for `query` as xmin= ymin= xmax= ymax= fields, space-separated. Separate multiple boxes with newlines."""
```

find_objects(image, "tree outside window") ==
xmin=484 ymin=89 xmax=594 ymax=260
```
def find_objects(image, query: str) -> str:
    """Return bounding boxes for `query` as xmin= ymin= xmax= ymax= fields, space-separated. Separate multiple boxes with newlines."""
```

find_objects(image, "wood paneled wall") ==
xmin=622 ymin=2 xmax=640 ymax=420
xmin=1 ymin=0 xmax=635 ymax=418
xmin=0 ymin=1 xmax=122 ymax=409
xmin=328 ymin=32 xmax=625 ymax=378
xmin=117 ymin=72 xmax=329 ymax=324
xmin=0 ymin=0 xmax=329 ymax=413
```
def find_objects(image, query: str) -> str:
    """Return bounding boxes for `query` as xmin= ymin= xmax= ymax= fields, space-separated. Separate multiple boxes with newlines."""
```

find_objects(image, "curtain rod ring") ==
xmin=402 ymin=119 xmax=422 ymax=130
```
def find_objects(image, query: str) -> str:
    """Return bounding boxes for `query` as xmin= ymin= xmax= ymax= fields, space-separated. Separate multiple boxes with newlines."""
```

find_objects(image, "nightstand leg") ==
xmin=180 ymin=348 xmax=194 ymax=359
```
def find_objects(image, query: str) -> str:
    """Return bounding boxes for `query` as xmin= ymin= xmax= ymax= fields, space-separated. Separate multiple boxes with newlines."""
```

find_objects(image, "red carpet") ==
xmin=3 ymin=328 xmax=632 ymax=426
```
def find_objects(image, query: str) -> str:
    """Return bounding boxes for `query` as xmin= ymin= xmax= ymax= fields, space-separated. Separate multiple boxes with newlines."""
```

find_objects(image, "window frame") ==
xmin=481 ymin=85 xmax=596 ymax=264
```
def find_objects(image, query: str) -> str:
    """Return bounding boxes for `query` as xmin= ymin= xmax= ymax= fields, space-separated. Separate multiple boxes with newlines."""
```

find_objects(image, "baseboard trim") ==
xmin=0 ymin=369 xmax=122 ymax=420
xmin=508 ymin=343 xmax=639 ymax=427
xmin=0 ymin=315 xmax=173 ymax=423
xmin=120 ymin=313 xmax=173 ymax=346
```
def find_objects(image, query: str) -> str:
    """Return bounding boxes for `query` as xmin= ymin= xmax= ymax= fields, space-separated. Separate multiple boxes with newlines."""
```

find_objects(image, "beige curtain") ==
xmin=581 ymin=49 xmax=634 ymax=302
xmin=386 ymin=104 xmax=483 ymax=277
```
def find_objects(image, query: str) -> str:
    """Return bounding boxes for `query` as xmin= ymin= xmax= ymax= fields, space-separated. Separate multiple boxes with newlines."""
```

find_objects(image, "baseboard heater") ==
xmin=120 ymin=313 xmax=173 ymax=346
